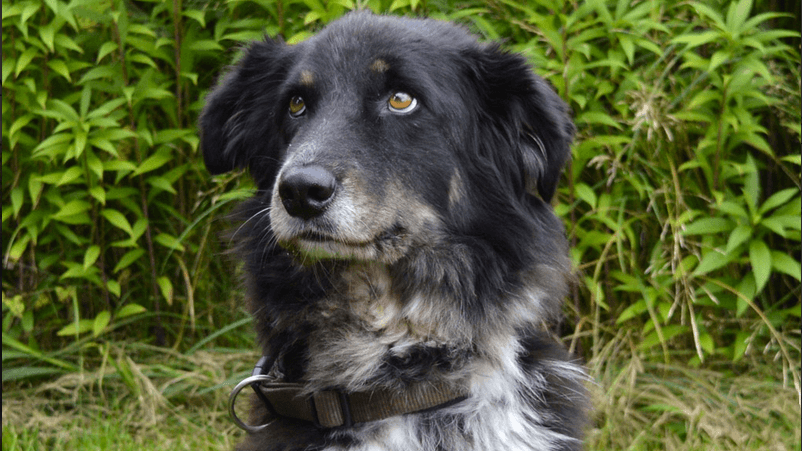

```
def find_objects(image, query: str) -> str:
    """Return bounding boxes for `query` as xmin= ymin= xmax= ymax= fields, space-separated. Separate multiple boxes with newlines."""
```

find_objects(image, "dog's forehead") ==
xmin=294 ymin=14 xmax=475 ymax=82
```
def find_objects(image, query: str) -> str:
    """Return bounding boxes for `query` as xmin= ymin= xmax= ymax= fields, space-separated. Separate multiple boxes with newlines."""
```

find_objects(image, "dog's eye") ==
xmin=289 ymin=96 xmax=306 ymax=117
xmin=388 ymin=92 xmax=417 ymax=113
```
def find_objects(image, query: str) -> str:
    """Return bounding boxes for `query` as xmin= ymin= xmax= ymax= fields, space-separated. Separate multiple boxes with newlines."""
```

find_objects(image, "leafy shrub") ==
xmin=2 ymin=0 xmax=799 ymax=394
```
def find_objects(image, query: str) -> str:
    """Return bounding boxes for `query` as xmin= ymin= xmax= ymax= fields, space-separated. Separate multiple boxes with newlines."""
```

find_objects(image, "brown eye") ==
xmin=388 ymin=92 xmax=417 ymax=113
xmin=289 ymin=96 xmax=306 ymax=117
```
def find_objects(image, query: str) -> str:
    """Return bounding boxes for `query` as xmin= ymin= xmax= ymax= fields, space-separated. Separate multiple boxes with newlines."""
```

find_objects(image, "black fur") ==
xmin=201 ymin=12 xmax=588 ymax=451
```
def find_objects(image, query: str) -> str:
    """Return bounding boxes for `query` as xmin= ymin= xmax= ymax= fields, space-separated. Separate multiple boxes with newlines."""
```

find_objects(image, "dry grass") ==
xmin=586 ymin=331 xmax=801 ymax=450
xmin=2 ymin=341 xmax=799 ymax=451
xmin=2 ymin=344 xmax=256 ymax=450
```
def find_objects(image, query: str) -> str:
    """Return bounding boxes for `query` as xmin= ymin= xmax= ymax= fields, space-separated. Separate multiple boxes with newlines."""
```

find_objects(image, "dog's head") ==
xmin=200 ymin=12 xmax=573 ymax=266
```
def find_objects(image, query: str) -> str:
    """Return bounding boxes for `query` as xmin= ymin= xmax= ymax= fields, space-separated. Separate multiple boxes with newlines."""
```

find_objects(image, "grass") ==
xmin=1 ymin=344 xmax=256 ymax=451
xmin=588 ymin=346 xmax=801 ymax=450
xmin=2 ymin=339 xmax=799 ymax=451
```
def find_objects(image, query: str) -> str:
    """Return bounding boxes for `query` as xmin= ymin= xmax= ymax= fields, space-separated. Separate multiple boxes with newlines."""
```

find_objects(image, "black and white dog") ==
xmin=201 ymin=12 xmax=588 ymax=451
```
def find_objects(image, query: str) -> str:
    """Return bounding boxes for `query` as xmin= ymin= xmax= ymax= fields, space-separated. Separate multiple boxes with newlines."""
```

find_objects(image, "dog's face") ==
xmin=201 ymin=12 xmax=573 ymax=267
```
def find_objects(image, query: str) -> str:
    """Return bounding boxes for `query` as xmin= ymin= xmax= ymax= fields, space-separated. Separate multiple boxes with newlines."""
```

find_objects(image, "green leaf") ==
xmin=39 ymin=20 xmax=58 ymax=52
xmin=101 ymin=209 xmax=134 ymax=235
xmin=60 ymin=261 xmax=98 ymax=280
xmin=157 ymin=276 xmax=173 ymax=306
xmin=34 ymin=133 xmax=73 ymax=157
xmin=107 ymin=280 xmax=121 ymax=297
xmin=15 ymin=47 xmax=38 ymax=77
xmin=759 ymin=217 xmax=789 ymax=237
xmin=154 ymin=233 xmax=185 ymax=252
xmin=54 ymin=32 xmax=83 ymax=53
xmin=727 ymin=0 xmax=752 ymax=33
xmin=117 ymin=303 xmax=146 ymax=319
xmin=575 ymin=111 xmax=622 ymax=129
xmin=671 ymin=30 xmax=719 ymax=49
xmin=8 ymin=235 xmax=31 ymax=262
xmin=616 ymin=299 xmax=647 ymax=324
xmin=85 ymin=151 xmax=103 ymax=180
xmin=694 ymin=249 xmax=734 ymax=276
xmin=743 ymin=156 xmax=761 ymax=213
xmin=188 ymin=40 xmax=223 ymax=51
xmin=132 ymin=149 xmax=173 ymax=176
xmin=736 ymin=274 xmax=756 ymax=316
xmin=129 ymin=54 xmax=157 ymax=68
xmin=55 ymin=166 xmax=83 ymax=186
xmin=113 ymin=248 xmax=144 ymax=273
xmin=97 ymin=42 xmax=119 ymax=63
xmin=73 ymin=129 xmax=88 ymax=158
xmin=11 ymin=187 xmax=24 ymax=219
xmin=47 ymin=59 xmax=71 ymax=82
xmin=639 ymin=325 xmax=688 ymax=350
xmin=732 ymin=330 xmax=750 ymax=362
xmin=147 ymin=176 xmax=177 ymax=194
xmin=89 ymin=186 xmax=106 ymax=205
xmin=2 ymin=57 xmax=15 ymax=85
xmin=92 ymin=311 xmax=111 ymax=337
xmin=80 ymin=85 xmax=92 ymax=119
xmin=78 ymin=66 xmax=116 ymax=84
xmin=9 ymin=113 xmax=34 ymax=141
xmin=725 ymin=224 xmax=752 ymax=253
xmin=707 ymin=50 xmax=730 ymax=72
xmin=758 ymin=189 xmax=798 ymax=215
xmin=83 ymin=245 xmax=101 ymax=270
xmin=770 ymin=251 xmax=800 ymax=281
xmin=715 ymin=201 xmax=749 ymax=219
xmin=154 ymin=129 xmax=191 ymax=144
xmin=682 ymin=217 xmax=733 ymax=235
xmin=104 ymin=161 xmax=137 ymax=173
xmin=87 ymin=98 xmax=129 ymax=120
xmin=130 ymin=218 xmax=148 ymax=241
xmin=748 ymin=240 xmax=771 ymax=293
xmin=182 ymin=10 xmax=206 ymax=27
xmin=57 ymin=319 xmax=94 ymax=336
xmin=53 ymin=200 xmax=91 ymax=219
xmin=575 ymin=183 xmax=597 ymax=208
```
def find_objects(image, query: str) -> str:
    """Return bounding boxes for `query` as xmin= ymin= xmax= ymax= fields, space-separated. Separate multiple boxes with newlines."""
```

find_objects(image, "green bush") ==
xmin=2 ymin=0 xmax=799 ymax=389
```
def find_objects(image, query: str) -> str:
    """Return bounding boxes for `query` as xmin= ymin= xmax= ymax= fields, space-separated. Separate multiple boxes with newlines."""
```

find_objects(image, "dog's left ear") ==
xmin=470 ymin=45 xmax=574 ymax=203
xmin=200 ymin=39 xmax=290 ymax=176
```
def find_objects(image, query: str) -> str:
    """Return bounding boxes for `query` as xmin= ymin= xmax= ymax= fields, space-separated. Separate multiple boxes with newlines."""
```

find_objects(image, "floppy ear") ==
xmin=472 ymin=45 xmax=574 ymax=203
xmin=199 ymin=39 xmax=290 ymax=175
xmin=520 ymin=75 xmax=574 ymax=202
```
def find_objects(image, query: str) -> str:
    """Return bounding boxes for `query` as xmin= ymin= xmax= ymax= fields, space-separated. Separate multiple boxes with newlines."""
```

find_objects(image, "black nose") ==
xmin=277 ymin=165 xmax=338 ymax=219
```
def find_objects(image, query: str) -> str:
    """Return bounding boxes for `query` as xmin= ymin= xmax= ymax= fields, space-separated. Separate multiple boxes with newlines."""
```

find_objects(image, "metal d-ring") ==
xmin=229 ymin=374 xmax=275 ymax=433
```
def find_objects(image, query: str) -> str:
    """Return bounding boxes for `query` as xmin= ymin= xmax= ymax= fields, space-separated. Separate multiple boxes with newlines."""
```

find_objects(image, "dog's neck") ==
xmin=287 ymin=259 xmax=563 ymax=394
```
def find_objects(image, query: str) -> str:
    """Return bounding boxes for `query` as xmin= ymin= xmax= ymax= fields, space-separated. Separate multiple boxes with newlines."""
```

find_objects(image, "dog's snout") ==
xmin=278 ymin=165 xmax=337 ymax=219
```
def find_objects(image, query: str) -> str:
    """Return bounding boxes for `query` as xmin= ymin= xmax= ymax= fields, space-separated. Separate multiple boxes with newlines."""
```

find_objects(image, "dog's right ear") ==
xmin=200 ymin=39 xmax=289 ymax=175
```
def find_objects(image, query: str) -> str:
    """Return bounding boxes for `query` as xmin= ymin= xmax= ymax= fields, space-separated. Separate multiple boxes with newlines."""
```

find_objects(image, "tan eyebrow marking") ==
xmin=370 ymin=59 xmax=390 ymax=73
xmin=300 ymin=70 xmax=315 ymax=87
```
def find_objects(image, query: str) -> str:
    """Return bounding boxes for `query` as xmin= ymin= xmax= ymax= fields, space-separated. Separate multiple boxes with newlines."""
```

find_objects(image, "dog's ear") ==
xmin=470 ymin=45 xmax=574 ymax=203
xmin=199 ymin=39 xmax=289 ymax=175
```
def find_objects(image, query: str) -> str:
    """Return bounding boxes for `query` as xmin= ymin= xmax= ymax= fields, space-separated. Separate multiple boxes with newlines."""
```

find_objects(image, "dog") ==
xmin=200 ymin=12 xmax=589 ymax=451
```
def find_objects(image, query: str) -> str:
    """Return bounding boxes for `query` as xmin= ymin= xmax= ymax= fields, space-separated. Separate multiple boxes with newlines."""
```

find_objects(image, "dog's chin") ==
xmin=284 ymin=238 xmax=378 ymax=264
xmin=280 ymin=230 xmax=409 ymax=265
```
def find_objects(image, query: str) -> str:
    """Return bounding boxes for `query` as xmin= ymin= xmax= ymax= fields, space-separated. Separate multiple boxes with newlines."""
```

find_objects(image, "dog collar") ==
xmin=229 ymin=356 xmax=469 ymax=432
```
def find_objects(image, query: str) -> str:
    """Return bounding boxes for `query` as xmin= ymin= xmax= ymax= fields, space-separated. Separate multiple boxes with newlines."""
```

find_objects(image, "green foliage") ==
xmin=2 ymin=0 xmax=255 ymax=379
xmin=513 ymin=0 xmax=800 ymax=375
xmin=2 ymin=0 xmax=800 ymax=404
